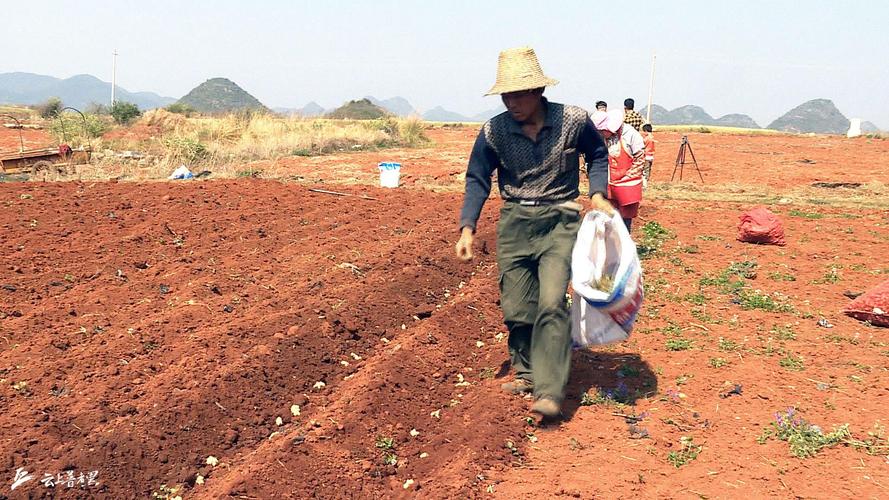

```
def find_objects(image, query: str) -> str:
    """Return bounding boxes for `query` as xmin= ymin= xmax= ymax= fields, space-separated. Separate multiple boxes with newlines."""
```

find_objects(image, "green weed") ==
xmin=637 ymin=221 xmax=672 ymax=259
xmin=375 ymin=436 xmax=395 ymax=450
xmin=779 ymin=353 xmax=805 ymax=371
xmin=709 ymin=357 xmax=728 ymax=368
xmin=666 ymin=338 xmax=694 ymax=351
xmin=700 ymin=260 xmax=757 ymax=295
xmin=768 ymin=271 xmax=797 ymax=282
xmin=824 ymin=334 xmax=859 ymax=345
xmin=718 ymin=337 xmax=740 ymax=351
xmin=667 ymin=436 xmax=702 ymax=467
xmin=662 ymin=322 xmax=682 ymax=337
xmin=788 ymin=209 xmax=825 ymax=219
xmin=580 ymin=384 xmax=632 ymax=406
xmin=813 ymin=265 xmax=842 ymax=284
xmin=617 ymin=364 xmax=641 ymax=378
xmin=684 ymin=291 xmax=707 ymax=305
xmin=771 ymin=325 xmax=796 ymax=341
xmin=690 ymin=307 xmax=721 ymax=324
xmin=375 ymin=435 xmax=398 ymax=465
xmin=737 ymin=289 xmax=795 ymax=313
xmin=758 ymin=408 xmax=850 ymax=458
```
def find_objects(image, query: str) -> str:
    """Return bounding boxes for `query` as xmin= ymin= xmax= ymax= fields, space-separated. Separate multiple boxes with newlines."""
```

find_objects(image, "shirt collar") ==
xmin=506 ymin=97 xmax=554 ymax=135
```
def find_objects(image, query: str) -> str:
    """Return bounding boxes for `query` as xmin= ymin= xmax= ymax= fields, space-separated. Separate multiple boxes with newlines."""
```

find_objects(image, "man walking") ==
xmin=454 ymin=47 xmax=613 ymax=419
xmin=623 ymin=98 xmax=645 ymax=131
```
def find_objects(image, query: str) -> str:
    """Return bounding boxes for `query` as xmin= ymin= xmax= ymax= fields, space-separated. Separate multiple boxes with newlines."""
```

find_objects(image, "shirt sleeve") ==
xmin=625 ymin=127 xmax=646 ymax=155
xmin=458 ymin=129 xmax=500 ymax=232
xmin=578 ymin=118 xmax=608 ymax=196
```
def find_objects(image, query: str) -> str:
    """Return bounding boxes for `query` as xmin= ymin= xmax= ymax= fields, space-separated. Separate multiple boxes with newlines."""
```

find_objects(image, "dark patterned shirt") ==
xmin=624 ymin=109 xmax=645 ymax=131
xmin=459 ymin=99 xmax=609 ymax=231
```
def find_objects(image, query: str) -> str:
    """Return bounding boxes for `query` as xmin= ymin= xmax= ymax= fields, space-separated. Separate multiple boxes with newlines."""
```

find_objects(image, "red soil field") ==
xmin=1 ymin=127 xmax=887 ymax=498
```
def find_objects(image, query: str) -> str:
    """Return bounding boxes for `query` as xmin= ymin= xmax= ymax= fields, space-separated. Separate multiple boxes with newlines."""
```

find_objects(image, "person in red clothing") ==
xmin=641 ymin=123 xmax=655 ymax=187
xmin=591 ymin=109 xmax=645 ymax=232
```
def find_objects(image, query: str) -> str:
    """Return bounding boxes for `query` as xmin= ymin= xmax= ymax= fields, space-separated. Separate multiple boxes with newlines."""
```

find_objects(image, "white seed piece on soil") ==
xmin=401 ymin=324 xmax=406 ymax=330
xmin=206 ymin=456 xmax=219 ymax=467
xmin=456 ymin=374 xmax=465 ymax=383
xmin=475 ymin=340 xmax=485 ymax=348
xmin=291 ymin=404 xmax=301 ymax=417
xmin=275 ymin=416 xmax=283 ymax=426
xmin=410 ymin=428 xmax=420 ymax=437
xmin=430 ymin=409 xmax=441 ymax=419
xmin=195 ymin=475 xmax=205 ymax=485
xmin=350 ymin=352 xmax=362 ymax=360
xmin=403 ymin=479 xmax=415 ymax=490
xmin=381 ymin=337 xmax=390 ymax=344
xmin=313 ymin=381 xmax=326 ymax=390
xmin=340 ymin=360 xmax=349 ymax=366
xmin=494 ymin=332 xmax=505 ymax=342
xmin=419 ymin=452 xmax=429 ymax=459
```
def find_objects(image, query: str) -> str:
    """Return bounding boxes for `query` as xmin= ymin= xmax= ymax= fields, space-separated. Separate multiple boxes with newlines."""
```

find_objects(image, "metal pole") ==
xmin=111 ymin=49 xmax=118 ymax=106
xmin=646 ymin=53 xmax=656 ymax=123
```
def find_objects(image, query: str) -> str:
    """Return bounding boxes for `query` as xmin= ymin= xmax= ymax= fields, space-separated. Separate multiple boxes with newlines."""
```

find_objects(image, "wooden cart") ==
xmin=0 ymin=109 xmax=92 ymax=179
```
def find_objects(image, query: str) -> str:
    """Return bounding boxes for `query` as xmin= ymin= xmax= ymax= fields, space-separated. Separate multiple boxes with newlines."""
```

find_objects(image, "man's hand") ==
xmin=455 ymin=227 xmax=474 ymax=261
xmin=590 ymin=192 xmax=616 ymax=215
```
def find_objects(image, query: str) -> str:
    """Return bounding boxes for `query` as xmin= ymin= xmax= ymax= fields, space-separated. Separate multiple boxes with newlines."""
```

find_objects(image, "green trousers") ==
xmin=496 ymin=203 xmax=581 ymax=403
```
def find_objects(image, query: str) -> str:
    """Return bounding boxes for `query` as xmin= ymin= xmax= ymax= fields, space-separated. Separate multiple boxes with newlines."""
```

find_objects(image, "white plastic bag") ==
xmin=570 ymin=210 xmax=644 ymax=346
xmin=168 ymin=165 xmax=193 ymax=180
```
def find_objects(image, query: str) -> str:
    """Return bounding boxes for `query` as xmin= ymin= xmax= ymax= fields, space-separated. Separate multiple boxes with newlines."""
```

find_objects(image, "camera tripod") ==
xmin=671 ymin=135 xmax=704 ymax=182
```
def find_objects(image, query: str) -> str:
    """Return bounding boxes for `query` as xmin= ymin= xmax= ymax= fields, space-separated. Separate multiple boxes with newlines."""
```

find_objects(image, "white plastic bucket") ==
xmin=378 ymin=162 xmax=401 ymax=188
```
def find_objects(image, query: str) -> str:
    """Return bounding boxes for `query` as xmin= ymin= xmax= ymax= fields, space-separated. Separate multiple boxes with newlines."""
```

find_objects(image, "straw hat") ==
xmin=485 ymin=47 xmax=559 ymax=96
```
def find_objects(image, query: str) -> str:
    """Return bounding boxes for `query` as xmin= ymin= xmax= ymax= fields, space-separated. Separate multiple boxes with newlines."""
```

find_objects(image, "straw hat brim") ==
xmin=485 ymin=76 xmax=559 ymax=96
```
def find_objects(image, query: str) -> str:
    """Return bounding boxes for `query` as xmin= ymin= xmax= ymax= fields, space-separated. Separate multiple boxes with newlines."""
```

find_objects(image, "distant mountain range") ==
xmin=366 ymin=95 xmax=504 ymax=122
xmin=639 ymin=99 xmax=880 ymax=134
xmin=639 ymin=104 xmax=761 ymax=129
xmin=177 ymin=78 xmax=267 ymax=114
xmin=279 ymin=95 xmax=505 ymax=122
xmin=0 ymin=72 xmax=881 ymax=132
xmin=0 ymin=72 xmax=174 ymax=110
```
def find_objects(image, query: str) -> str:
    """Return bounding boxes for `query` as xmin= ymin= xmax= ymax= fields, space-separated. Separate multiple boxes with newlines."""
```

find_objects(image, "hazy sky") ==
xmin=4 ymin=0 xmax=887 ymax=127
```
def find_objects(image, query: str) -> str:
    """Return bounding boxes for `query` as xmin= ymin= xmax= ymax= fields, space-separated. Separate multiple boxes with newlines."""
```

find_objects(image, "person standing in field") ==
xmin=592 ymin=109 xmax=645 ymax=231
xmin=623 ymin=98 xmax=645 ymax=132
xmin=454 ymin=47 xmax=613 ymax=419
xmin=641 ymin=123 xmax=655 ymax=187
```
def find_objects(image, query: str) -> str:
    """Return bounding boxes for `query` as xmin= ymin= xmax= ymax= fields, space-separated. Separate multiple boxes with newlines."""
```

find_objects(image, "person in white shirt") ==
xmin=591 ymin=109 xmax=645 ymax=231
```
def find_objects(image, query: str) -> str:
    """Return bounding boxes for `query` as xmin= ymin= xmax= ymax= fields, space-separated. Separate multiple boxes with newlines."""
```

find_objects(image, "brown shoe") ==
xmin=501 ymin=378 xmax=534 ymax=394
xmin=531 ymin=397 xmax=561 ymax=419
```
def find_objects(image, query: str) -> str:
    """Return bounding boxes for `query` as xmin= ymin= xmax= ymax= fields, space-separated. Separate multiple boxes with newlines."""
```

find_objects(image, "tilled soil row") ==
xmin=0 ymin=180 xmax=519 ymax=498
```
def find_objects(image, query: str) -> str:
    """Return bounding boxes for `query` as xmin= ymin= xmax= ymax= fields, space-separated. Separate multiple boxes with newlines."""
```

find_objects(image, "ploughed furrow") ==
xmin=198 ymin=249 xmax=526 ymax=498
xmin=0 ymin=180 xmax=504 ymax=498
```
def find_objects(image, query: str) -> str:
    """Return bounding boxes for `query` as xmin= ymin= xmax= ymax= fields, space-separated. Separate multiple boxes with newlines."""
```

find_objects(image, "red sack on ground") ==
xmin=844 ymin=279 xmax=889 ymax=327
xmin=737 ymin=207 xmax=786 ymax=246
